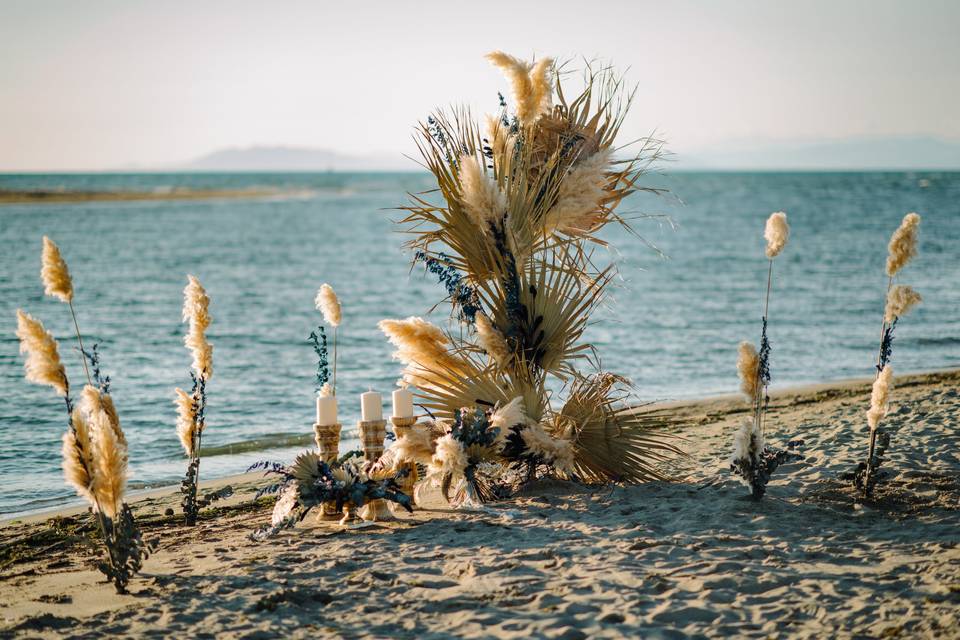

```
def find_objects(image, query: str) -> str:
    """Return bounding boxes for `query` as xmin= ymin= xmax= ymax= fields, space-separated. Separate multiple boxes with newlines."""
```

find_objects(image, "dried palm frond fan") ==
xmin=384 ymin=52 xmax=683 ymax=505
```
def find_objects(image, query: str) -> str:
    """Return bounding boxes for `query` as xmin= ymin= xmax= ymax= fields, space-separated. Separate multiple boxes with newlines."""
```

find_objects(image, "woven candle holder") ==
xmin=390 ymin=416 xmax=420 ymax=507
xmin=358 ymin=419 xmax=394 ymax=521
xmin=313 ymin=422 xmax=342 ymax=519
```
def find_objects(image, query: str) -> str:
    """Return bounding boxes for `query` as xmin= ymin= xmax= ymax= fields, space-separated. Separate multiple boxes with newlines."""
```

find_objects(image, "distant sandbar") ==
xmin=0 ymin=188 xmax=284 ymax=205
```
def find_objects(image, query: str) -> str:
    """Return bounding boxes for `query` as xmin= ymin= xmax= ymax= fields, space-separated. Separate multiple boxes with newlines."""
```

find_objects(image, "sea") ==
xmin=1 ymin=171 xmax=957 ymax=515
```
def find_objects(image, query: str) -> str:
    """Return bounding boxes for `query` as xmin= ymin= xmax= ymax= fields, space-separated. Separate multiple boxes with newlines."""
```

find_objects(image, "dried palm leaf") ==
xmin=551 ymin=373 xmax=683 ymax=483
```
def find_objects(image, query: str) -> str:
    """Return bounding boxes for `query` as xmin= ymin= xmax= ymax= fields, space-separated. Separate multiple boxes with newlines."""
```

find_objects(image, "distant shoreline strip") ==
xmin=0 ymin=188 xmax=293 ymax=205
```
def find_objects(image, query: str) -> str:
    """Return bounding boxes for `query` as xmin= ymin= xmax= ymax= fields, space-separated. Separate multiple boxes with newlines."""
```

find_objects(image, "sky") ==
xmin=1 ymin=0 xmax=958 ymax=171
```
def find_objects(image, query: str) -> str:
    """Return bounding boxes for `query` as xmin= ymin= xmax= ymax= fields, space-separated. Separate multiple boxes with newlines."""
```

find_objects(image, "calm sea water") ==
xmin=1 ymin=171 xmax=958 ymax=515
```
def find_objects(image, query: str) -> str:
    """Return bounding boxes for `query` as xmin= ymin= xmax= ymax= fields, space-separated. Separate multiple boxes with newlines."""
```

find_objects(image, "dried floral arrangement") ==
xmin=16 ymin=237 xmax=155 ymax=593
xmin=730 ymin=213 xmax=802 ymax=499
xmin=847 ymin=213 xmax=922 ymax=498
xmin=250 ymin=452 xmax=413 ymax=538
xmin=378 ymin=51 xmax=683 ymax=506
xmin=173 ymin=275 xmax=229 ymax=525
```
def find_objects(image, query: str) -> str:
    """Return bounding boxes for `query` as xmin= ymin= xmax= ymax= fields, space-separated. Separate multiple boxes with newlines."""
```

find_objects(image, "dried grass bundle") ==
xmin=867 ymin=365 xmax=894 ymax=431
xmin=183 ymin=275 xmax=213 ymax=379
xmin=736 ymin=341 xmax=760 ymax=401
xmin=16 ymin=309 xmax=68 ymax=396
xmin=884 ymin=284 xmax=922 ymax=323
xmin=41 ymin=236 xmax=74 ymax=303
xmin=886 ymin=213 xmax=921 ymax=277
xmin=764 ymin=212 xmax=790 ymax=258
xmin=393 ymin=52 xmax=678 ymax=495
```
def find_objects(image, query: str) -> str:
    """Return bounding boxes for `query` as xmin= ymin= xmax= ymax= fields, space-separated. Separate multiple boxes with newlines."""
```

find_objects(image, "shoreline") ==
xmin=3 ymin=367 xmax=956 ymax=525
xmin=1 ymin=367 xmax=957 ymax=636
xmin=0 ymin=188 xmax=299 ymax=205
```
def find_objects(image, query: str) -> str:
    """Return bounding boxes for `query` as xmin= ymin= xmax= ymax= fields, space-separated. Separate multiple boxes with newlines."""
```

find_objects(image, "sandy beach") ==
xmin=1 ymin=369 xmax=957 ymax=638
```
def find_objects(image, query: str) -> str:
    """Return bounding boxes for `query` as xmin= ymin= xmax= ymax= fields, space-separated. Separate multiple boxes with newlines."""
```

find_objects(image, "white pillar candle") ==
xmin=316 ymin=394 xmax=337 ymax=426
xmin=361 ymin=390 xmax=382 ymax=422
xmin=392 ymin=387 xmax=414 ymax=419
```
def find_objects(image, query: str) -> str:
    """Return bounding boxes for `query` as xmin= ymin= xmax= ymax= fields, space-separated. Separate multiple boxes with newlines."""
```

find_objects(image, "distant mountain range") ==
xmin=676 ymin=136 xmax=960 ymax=170
xmin=172 ymin=137 xmax=960 ymax=172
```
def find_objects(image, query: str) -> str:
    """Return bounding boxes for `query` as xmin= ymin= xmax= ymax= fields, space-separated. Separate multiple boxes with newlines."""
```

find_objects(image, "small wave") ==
xmin=198 ymin=432 xmax=360 ymax=457
xmin=900 ymin=336 xmax=960 ymax=347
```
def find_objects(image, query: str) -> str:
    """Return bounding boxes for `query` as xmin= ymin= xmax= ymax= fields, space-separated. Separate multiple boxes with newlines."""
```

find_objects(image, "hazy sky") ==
xmin=1 ymin=0 xmax=958 ymax=171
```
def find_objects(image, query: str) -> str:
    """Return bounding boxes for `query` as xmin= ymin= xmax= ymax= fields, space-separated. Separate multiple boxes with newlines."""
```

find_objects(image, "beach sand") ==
xmin=1 ymin=370 xmax=957 ymax=638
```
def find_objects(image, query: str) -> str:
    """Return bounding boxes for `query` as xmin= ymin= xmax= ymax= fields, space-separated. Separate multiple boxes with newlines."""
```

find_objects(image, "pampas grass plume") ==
xmin=41 ymin=236 xmax=74 ymax=303
xmin=546 ymin=150 xmax=612 ymax=236
xmin=736 ymin=341 xmax=760 ymax=401
xmin=91 ymin=407 xmax=126 ymax=519
xmin=884 ymin=285 xmax=922 ymax=323
xmin=62 ymin=409 xmax=96 ymax=506
xmin=475 ymin=313 xmax=511 ymax=368
xmin=867 ymin=365 xmax=894 ymax=431
xmin=77 ymin=385 xmax=128 ymax=518
xmin=485 ymin=51 xmax=553 ymax=125
xmin=764 ymin=212 xmax=789 ymax=258
xmin=81 ymin=385 xmax=127 ymax=452
xmin=16 ymin=309 xmax=68 ymax=396
xmin=458 ymin=155 xmax=506 ymax=232
xmin=174 ymin=387 xmax=197 ymax=457
xmin=490 ymin=396 xmax=527 ymax=450
xmin=886 ymin=213 xmax=921 ymax=277
xmin=315 ymin=283 xmax=342 ymax=328
xmin=729 ymin=418 xmax=763 ymax=468
xmin=430 ymin=433 xmax=469 ymax=478
xmin=183 ymin=275 xmax=213 ymax=379
xmin=519 ymin=423 xmax=575 ymax=475
xmin=379 ymin=316 xmax=449 ymax=365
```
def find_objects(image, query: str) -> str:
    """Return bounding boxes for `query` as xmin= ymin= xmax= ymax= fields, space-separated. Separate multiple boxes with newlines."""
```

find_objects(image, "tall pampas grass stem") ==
xmin=41 ymin=236 xmax=92 ymax=385
xmin=315 ymin=284 xmax=341 ymax=393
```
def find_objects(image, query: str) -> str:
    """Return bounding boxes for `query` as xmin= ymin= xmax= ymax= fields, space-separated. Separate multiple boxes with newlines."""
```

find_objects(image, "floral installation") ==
xmin=249 ymin=452 xmax=413 ymax=538
xmin=729 ymin=213 xmax=802 ymax=498
xmin=16 ymin=237 xmax=154 ymax=593
xmin=377 ymin=53 xmax=685 ymax=506
xmin=848 ymin=213 xmax=922 ymax=498
xmin=174 ymin=275 xmax=223 ymax=525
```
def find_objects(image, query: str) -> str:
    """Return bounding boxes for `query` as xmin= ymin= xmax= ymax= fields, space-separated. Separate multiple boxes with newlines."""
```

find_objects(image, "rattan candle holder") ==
xmin=390 ymin=416 xmax=420 ymax=507
xmin=313 ymin=422 xmax=342 ymax=519
xmin=358 ymin=418 xmax=394 ymax=521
